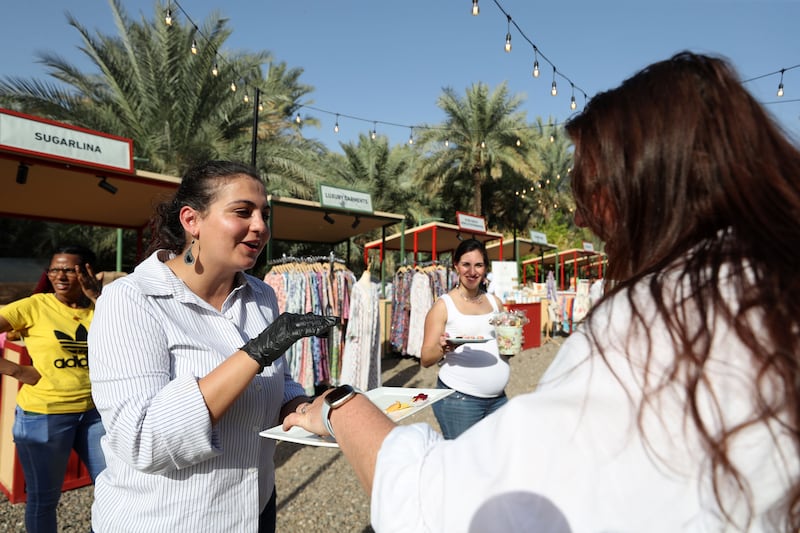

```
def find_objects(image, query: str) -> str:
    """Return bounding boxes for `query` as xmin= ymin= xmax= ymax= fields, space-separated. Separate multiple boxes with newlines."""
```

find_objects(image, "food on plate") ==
xmin=385 ymin=401 xmax=412 ymax=413
xmin=412 ymin=393 xmax=428 ymax=403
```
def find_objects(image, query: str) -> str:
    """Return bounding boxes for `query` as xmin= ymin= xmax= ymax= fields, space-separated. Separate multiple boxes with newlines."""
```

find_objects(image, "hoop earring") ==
xmin=183 ymin=239 xmax=196 ymax=265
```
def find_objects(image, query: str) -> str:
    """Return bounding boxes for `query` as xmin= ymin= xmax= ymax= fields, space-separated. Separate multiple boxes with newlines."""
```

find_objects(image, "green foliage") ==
xmin=0 ymin=2 xmax=595 ymax=267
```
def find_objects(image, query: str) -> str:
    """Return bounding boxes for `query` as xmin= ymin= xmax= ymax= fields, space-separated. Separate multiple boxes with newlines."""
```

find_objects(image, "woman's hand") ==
xmin=282 ymin=393 xmax=331 ymax=437
xmin=15 ymin=365 xmax=41 ymax=385
xmin=77 ymin=263 xmax=103 ymax=303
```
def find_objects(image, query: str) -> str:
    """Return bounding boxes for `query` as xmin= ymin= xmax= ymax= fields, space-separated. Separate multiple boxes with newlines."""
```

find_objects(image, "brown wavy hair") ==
xmin=566 ymin=52 xmax=800 ymax=529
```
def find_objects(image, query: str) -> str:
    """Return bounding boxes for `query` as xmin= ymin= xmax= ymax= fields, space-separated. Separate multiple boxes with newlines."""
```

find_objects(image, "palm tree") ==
xmin=327 ymin=133 xmax=426 ymax=223
xmin=0 ymin=0 xmax=317 ymax=178
xmin=414 ymin=82 xmax=543 ymax=223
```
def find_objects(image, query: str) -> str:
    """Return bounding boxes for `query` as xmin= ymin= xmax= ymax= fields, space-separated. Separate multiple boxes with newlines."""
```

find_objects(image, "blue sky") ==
xmin=1 ymin=0 xmax=798 ymax=154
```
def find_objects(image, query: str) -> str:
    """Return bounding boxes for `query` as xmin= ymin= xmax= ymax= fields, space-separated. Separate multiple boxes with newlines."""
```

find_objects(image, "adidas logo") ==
xmin=53 ymin=324 xmax=89 ymax=369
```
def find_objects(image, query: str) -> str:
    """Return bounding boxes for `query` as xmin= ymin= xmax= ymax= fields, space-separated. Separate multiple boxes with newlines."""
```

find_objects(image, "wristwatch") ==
xmin=321 ymin=384 xmax=358 ymax=437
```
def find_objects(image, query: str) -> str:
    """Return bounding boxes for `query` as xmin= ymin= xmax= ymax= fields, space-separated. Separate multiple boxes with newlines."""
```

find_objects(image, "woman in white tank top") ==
xmin=420 ymin=239 xmax=510 ymax=438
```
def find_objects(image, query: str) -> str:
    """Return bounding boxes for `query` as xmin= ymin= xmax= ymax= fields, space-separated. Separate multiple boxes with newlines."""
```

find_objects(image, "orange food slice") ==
xmin=385 ymin=401 xmax=412 ymax=413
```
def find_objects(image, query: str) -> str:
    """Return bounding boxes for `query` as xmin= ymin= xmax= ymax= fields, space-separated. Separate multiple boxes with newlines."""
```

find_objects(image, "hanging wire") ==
xmin=168 ymin=0 xmax=797 ymax=146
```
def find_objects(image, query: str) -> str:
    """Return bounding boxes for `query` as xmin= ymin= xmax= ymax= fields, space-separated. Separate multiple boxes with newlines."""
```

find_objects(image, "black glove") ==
xmin=241 ymin=313 xmax=340 ymax=371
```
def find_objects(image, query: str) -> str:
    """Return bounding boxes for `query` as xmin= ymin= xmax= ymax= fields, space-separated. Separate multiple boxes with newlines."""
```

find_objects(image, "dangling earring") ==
xmin=183 ymin=239 xmax=196 ymax=265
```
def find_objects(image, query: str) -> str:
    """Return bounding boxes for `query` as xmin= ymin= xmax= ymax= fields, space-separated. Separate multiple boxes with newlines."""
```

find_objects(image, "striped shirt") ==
xmin=88 ymin=251 xmax=305 ymax=532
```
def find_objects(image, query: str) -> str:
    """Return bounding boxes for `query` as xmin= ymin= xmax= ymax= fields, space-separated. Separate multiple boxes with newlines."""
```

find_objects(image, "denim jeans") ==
xmin=432 ymin=377 xmax=508 ymax=439
xmin=13 ymin=406 xmax=106 ymax=533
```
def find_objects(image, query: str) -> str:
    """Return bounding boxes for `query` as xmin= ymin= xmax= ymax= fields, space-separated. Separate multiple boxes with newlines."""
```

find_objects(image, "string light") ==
xmin=173 ymin=0 xmax=585 ymax=146
xmin=371 ymin=122 xmax=377 ymax=140
xmin=551 ymin=67 xmax=558 ymax=96
xmin=408 ymin=127 xmax=414 ymax=145
xmin=777 ymin=69 xmax=785 ymax=97
xmin=532 ymin=48 xmax=540 ymax=78
xmin=504 ymin=16 xmax=512 ymax=53
xmin=472 ymin=0 xmax=480 ymax=16
xmin=165 ymin=8 xmax=173 ymax=26
xmin=445 ymin=138 xmax=450 ymax=147
xmin=570 ymin=83 xmax=577 ymax=110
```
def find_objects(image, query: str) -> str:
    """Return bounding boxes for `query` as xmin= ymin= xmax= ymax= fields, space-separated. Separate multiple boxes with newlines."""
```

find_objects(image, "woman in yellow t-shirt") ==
xmin=0 ymin=244 xmax=105 ymax=533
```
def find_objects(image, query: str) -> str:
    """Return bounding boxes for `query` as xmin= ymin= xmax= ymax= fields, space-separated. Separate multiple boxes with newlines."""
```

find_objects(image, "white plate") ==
xmin=447 ymin=337 xmax=491 ymax=345
xmin=260 ymin=386 xmax=453 ymax=448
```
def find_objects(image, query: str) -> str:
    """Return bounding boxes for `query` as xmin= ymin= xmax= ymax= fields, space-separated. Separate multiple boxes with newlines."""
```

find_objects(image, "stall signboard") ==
xmin=456 ymin=212 xmax=487 ymax=233
xmin=0 ymin=108 xmax=133 ymax=174
xmin=529 ymin=230 xmax=548 ymax=245
xmin=582 ymin=241 xmax=595 ymax=252
xmin=319 ymin=183 xmax=374 ymax=213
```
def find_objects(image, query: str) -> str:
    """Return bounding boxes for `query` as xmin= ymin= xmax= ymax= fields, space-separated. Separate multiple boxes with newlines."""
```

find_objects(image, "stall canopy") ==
xmin=1 ymin=108 xmax=408 ymax=268
xmin=0 ymin=108 xmax=180 ymax=230
xmin=486 ymin=237 xmax=557 ymax=262
xmin=267 ymin=195 xmax=405 ymax=246
xmin=364 ymin=221 xmax=504 ymax=265
xmin=522 ymin=247 xmax=607 ymax=288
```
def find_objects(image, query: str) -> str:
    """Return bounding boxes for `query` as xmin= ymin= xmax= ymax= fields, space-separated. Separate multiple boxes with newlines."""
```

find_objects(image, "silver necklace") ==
xmin=459 ymin=290 xmax=484 ymax=304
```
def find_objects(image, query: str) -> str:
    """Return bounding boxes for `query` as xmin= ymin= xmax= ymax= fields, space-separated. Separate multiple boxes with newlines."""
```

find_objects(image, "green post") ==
xmin=116 ymin=228 xmax=123 ymax=271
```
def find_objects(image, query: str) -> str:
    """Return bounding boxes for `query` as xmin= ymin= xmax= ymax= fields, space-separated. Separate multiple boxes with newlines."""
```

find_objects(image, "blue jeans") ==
xmin=13 ymin=406 xmax=106 ymax=533
xmin=432 ymin=377 xmax=508 ymax=439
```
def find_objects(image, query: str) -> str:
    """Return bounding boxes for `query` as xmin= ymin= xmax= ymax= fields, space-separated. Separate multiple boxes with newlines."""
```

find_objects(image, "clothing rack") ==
xmin=267 ymin=253 xmax=346 ymax=266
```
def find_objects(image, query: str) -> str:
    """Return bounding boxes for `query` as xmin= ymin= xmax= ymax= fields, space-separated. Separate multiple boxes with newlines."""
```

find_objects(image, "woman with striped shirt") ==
xmin=88 ymin=161 xmax=336 ymax=533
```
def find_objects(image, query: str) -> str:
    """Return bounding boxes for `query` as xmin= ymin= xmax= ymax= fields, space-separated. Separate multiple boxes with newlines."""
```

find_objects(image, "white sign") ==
xmin=582 ymin=241 xmax=595 ymax=252
xmin=529 ymin=230 xmax=548 ymax=245
xmin=456 ymin=212 xmax=487 ymax=233
xmin=491 ymin=261 xmax=518 ymax=299
xmin=0 ymin=109 xmax=133 ymax=173
xmin=319 ymin=184 xmax=374 ymax=213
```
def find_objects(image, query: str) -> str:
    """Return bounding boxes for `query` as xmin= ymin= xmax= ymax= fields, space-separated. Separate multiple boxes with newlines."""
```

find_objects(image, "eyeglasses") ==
xmin=46 ymin=267 xmax=78 ymax=277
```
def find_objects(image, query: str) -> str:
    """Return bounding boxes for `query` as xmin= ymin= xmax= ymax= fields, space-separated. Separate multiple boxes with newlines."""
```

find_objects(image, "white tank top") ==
xmin=438 ymin=294 xmax=510 ymax=398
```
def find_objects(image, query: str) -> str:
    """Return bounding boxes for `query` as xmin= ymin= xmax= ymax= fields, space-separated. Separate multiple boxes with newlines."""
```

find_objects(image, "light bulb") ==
xmin=472 ymin=0 xmax=479 ymax=16
xmin=191 ymin=39 xmax=198 ymax=55
xmin=570 ymin=96 xmax=577 ymax=110
xmin=334 ymin=122 xmax=339 ymax=133
xmin=504 ymin=33 xmax=512 ymax=53
xmin=551 ymin=81 xmax=558 ymax=96
xmin=165 ymin=9 xmax=173 ymax=26
xmin=516 ymin=138 xmax=521 ymax=146
xmin=549 ymin=134 xmax=555 ymax=143
xmin=295 ymin=113 xmax=301 ymax=124
xmin=777 ymin=82 xmax=784 ymax=97
xmin=243 ymin=94 xmax=249 ymax=103
xmin=371 ymin=127 xmax=377 ymax=140
xmin=408 ymin=135 xmax=414 ymax=145
xmin=481 ymin=140 xmax=486 ymax=149
xmin=445 ymin=138 xmax=450 ymax=147
xmin=230 ymin=82 xmax=237 ymax=92
xmin=258 ymin=102 xmax=263 ymax=112
xmin=212 ymin=63 xmax=218 ymax=77
xmin=533 ymin=60 xmax=540 ymax=78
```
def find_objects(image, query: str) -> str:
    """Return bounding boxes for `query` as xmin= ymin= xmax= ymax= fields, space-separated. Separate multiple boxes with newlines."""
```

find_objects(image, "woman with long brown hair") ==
xmin=284 ymin=53 xmax=800 ymax=532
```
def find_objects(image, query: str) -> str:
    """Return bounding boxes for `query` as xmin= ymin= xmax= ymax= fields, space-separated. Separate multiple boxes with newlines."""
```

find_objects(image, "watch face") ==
xmin=326 ymin=385 xmax=355 ymax=407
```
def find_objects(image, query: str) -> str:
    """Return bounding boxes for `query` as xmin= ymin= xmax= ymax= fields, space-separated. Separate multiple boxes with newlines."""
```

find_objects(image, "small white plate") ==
xmin=447 ymin=337 xmax=491 ymax=345
xmin=260 ymin=386 xmax=453 ymax=448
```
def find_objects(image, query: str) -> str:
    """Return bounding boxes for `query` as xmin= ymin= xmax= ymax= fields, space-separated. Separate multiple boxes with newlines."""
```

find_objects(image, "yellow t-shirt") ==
xmin=0 ymin=293 xmax=94 ymax=414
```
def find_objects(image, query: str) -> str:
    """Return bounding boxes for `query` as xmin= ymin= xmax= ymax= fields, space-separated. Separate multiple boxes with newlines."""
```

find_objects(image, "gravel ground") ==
xmin=0 ymin=341 xmax=561 ymax=532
